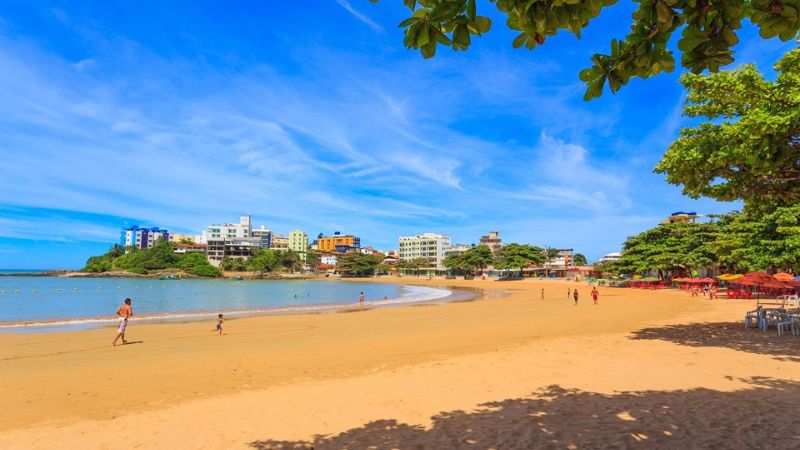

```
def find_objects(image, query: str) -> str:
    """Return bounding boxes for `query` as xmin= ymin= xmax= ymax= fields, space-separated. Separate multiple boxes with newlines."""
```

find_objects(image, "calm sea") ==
xmin=0 ymin=277 xmax=453 ymax=332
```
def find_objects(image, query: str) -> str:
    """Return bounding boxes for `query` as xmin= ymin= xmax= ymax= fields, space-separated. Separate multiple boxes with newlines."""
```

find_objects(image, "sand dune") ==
xmin=1 ymin=278 xmax=798 ymax=449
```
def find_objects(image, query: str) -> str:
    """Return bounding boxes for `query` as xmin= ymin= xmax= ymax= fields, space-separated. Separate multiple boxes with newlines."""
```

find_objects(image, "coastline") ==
xmin=0 ymin=281 xmax=465 ymax=332
xmin=2 ymin=277 xmax=799 ymax=448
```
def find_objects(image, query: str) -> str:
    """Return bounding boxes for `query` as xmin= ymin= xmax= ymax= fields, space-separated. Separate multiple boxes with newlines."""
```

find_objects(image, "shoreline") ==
xmin=0 ymin=282 xmax=470 ymax=332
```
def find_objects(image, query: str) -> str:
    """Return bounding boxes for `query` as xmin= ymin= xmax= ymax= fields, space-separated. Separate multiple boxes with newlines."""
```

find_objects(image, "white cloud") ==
xmin=336 ymin=0 xmax=384 ymax=32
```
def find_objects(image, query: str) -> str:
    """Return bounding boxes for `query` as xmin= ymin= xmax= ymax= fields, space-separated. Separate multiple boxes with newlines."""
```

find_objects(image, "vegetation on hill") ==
xmin=82 ymin=241 xmax=221 ymax=277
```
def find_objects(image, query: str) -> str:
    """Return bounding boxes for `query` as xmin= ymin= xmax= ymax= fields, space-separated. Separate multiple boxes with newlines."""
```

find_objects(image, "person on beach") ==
xmin=112 ymin=298 xmax=133 ymax=346
xmin=591 ymin=287 xmax=599 ymax=305
xmin=567 ymin=288 xmax=571 ymax=299
xmin=541 ymin=288 xmax=544 ymax=300
xmin=359 ymin=291 xmax=365 ymax=305
xmin=573 ymin=289 xmax=579 ymax=305
xmin=214 ymin=313 xmax=224 ymax=335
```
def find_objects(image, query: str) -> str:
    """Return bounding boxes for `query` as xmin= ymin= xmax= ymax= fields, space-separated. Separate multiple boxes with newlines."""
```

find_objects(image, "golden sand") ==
xmin=1 ymin=278 xmax=798 ymax=449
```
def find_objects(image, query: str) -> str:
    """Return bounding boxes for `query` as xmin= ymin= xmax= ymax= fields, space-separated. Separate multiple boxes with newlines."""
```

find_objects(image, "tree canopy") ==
xmin=655 ymin=49 xmax=800 ymax=210
xmin=337 ymin=251 xmax=385 ymax=277
xmin=494 ymin=243 xmax=546 ymax=269
xmin=573 ymin=253 xmax=588 ymax=266
xmin=371 ymin=0 xmax=800 ymax=99
xmin=82 ymin=241 xmax=221 ymax=277
xmin=603 ymin=205 xmax=800 ymax=276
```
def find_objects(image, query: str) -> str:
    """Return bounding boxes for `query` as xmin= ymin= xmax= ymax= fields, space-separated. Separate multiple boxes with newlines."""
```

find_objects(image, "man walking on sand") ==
xmin=591 ymin=287 xmax=599 ymax=305
xmin=573 ymin=289 xmax=579 ymax=305
xmin=113 ymin=298 xmax=133 ymax=346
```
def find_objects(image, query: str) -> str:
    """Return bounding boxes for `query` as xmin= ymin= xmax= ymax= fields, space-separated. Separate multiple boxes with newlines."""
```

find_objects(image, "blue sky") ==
xmin=0 ymin=1 xmax=794 ymax=269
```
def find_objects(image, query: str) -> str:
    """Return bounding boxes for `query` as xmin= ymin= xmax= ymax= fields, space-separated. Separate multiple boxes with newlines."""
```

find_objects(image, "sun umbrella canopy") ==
xmin=717 ymin=274 xmax=743 ymax=281
xmin=743 ymin=272 xmax=775 ymax=282
xmin=774 ymin=272 xmax=794 ymax=281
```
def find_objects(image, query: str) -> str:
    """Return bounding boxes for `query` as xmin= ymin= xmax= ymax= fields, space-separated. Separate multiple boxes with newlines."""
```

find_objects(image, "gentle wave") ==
xmin=0 ymin=285 xmax=453 ymax=330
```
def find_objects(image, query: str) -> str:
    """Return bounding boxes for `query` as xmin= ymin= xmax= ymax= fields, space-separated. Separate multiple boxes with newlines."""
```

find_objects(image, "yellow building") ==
xmin=318 ymin=233 xmax=360 ymax=253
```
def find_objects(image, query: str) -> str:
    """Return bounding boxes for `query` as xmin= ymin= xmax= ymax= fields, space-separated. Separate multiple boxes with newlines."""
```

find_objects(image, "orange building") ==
xmin=317 ymin=233 xmax=360 ymax=253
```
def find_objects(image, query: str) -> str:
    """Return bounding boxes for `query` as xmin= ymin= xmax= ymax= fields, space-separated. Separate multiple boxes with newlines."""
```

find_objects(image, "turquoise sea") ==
xmin=0 ymin=276 xmax=455 ymax=332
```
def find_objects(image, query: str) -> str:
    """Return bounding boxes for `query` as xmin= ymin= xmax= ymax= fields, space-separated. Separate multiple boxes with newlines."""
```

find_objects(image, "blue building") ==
xmin=121 ymin=225 xmax=170 ymax=249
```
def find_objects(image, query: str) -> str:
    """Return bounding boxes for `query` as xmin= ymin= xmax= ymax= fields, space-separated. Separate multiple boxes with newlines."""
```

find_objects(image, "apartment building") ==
xmin=398 ymin=233 xmax=451 ymax=269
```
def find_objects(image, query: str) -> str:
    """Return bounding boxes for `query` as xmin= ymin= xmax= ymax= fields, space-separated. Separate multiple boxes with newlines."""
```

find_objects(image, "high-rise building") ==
xmin=317 ymin=232 xmax=361 ymax=253
xmin=288 ymin=229 xmax=308 ymax=262
xmin=479 ymin=231 xmax=502 ymax=255
xmin=206 ymin=215 xmax=252 ymax=242
xmin=203 ymin=215 xmax=271 ymax=265
xmin=251 ymin=226 xmax=272 ymax=249
xmin=398 ymin=233 xmax=451 ymax=269
xmin=120 ymin=225 xmax=170 ymax=250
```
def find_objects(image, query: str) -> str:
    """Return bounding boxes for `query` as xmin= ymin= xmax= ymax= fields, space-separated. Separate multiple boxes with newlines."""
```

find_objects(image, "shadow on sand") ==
xmin=249 ymin=377 xmax=800 ymax=449
xmin=631 ymin=322 xmax=800 ymax=362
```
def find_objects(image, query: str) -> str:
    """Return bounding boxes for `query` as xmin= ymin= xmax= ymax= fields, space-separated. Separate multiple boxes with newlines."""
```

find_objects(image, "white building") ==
xmin=546 ymin=248 xmax=574 ymax=268
xmin=598 ymin=252 xmax=622 ymax=263
xmin=398 ymin=233 xmax=451 ymax=269
xmin=320 ymin=254 xmax=338 ymax=266
xmin=203 ymin=215 xmax=273 ymax=264
xmin=206 ymin=215 xmax=252 ymax=241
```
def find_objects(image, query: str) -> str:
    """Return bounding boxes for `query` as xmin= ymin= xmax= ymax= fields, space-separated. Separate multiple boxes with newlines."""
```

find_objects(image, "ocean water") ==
xmin=0 ymin=277 xmax=454 ymax=331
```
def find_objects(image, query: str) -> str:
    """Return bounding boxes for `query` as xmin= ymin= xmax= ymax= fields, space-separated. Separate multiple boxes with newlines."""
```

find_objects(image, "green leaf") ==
xmin=467 ymin=0 xmax=476 ymax=20
xmin=472 ymin=16 xmax=492 ymax=33
xmin=512 ymin=32 xmax=528 ymax=48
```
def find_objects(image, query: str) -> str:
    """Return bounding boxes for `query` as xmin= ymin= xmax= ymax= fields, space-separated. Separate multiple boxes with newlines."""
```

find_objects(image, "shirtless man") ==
xmin=113 ymin=298 xmax=133 ymax=346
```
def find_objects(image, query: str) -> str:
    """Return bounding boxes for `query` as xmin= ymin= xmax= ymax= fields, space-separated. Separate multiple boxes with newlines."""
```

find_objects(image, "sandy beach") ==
xmin=1 ymin=277 xmax=799 ymax=449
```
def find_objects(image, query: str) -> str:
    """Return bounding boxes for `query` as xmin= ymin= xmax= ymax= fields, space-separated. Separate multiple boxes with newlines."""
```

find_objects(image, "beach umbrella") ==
xmin=717 ymin=274 xmax=743 ymax=281
xmin=794 ymin=276 xmax=800 ymax=282
xmin=774 ymin=272 xmax=794 ymax=281
xmin=699 ymin=277 xmax=717 ymax=284
xmin=743 ymin=272 xmax=775 ymax=282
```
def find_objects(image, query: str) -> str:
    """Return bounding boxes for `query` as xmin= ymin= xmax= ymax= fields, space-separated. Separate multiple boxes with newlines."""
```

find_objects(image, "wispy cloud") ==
xmin=336 ymin=0 xmax=384 ymax=32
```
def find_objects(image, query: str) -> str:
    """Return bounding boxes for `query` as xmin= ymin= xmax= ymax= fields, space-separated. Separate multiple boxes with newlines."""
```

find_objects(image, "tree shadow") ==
xmin=249 ymin=378 xmax=800 ymax=449
xmin=630 ymin=322 xmax=800 ymax=362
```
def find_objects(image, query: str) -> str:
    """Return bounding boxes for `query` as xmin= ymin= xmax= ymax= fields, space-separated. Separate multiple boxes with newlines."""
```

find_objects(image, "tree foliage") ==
xmin=608 ymin=205 xmax=800 ymax=276
xmin=494 ymin=243 xmax=546 ymax=269
xmin=81 ymin=241 xmax=221 ymax=277
xmin=655 ymin=49 xmax=800 ymax=210
xmin=371 ymin=0 xmax=800 ymax=99
xmin=573 ymin=253 xmax=588 ymax=266
xmin=337 ymin=251 xmax=385 ymax=277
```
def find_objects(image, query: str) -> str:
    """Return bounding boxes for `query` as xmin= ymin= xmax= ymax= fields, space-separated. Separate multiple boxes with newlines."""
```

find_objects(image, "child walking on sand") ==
xmin=214 ymin=313 xmax=224 ymax=335
xmin=573 ymin=289 xmax=579 ymax=305
xmin=591 ymin=287 xmax=599 ymax=305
